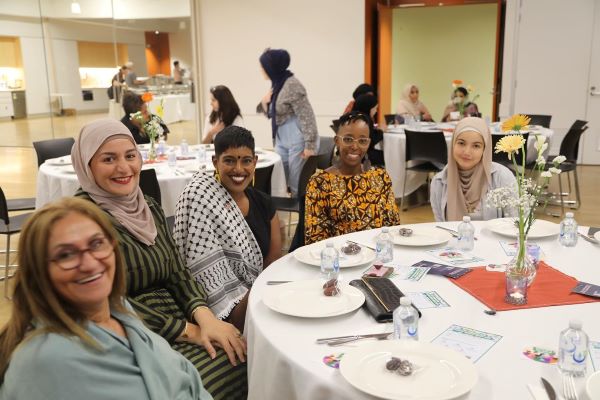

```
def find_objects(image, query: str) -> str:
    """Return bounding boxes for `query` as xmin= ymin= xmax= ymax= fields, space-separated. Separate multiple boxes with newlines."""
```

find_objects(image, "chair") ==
xmin=525 ymin=114 xmax=552 ymax=128
xmin=253 ymin=164 xmax=274 ymax=195
xmin=317 ymin=136 xmax=335 ymax=170
xmin=138 ymin=169 xmax=175 ymax=232
xmin=536 ymin=122 xmax=588 ymax=213
xmin=384 ymin=114 xmax=397 ymax=125
xmin=6 ymin=197 xmax=35 ymax=212
xmin=33 ymin=137 xmax=75 ymax=167
xmin=492 ymin=132 xmax=530 ymax=171
xmin=1 ymin=186 xmax=34 ymax=298
xmin=401 ymin=130 xmax=448 ymax=210
xmin=271 ymin=155 xmax=320 ymax=244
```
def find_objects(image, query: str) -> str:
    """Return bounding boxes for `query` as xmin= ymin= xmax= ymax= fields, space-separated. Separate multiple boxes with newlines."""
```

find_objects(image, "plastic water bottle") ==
xmin=196 ymin=146 xmax=206 ymax=164
xmin=168 ymin=149 xmax=177 ymax=168
xmin=376 ymin=227 xmax=393 ymax=263
xmin=180 ymin=138 xmax=189 ymax=155
xmin=320 ymin=243 xmax=340 ymax=281
xmin=457 ymin=216 xmax=475 ymax=251
xmin=559 ymin=212 xmax=578 ymax=247
xmin=393 ymin=297 xmax=419 ymax=341
xmin=558 ymin=319 xmax=589 ymax=377
xmin=157 ymin=139 xmax=166 ymax=156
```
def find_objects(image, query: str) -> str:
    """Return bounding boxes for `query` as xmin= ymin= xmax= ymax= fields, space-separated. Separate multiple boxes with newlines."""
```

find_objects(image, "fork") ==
xmin=562 ymin=374 xmax=578 ymax=400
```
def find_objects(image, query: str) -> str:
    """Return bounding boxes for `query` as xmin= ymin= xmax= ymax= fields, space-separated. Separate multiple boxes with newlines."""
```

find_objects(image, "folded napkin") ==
xmin=349 ymin=277 xmax=422 ymax=323
xmin=526 ymin=384 xmax=549 ymax=400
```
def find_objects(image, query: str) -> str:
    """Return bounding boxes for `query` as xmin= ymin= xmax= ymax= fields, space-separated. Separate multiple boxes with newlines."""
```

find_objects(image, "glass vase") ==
xmin=504 ymin=271 xmax=528 ymax=305
xmin=504 ymin=238 xmax=536 ymax=305
xmin=148 ymin=138 xmax=157 ymax=162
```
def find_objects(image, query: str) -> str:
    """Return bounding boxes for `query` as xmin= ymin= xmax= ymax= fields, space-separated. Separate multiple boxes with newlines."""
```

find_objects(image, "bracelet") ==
xmin=180 ymin=322 xmax=189 ymax=340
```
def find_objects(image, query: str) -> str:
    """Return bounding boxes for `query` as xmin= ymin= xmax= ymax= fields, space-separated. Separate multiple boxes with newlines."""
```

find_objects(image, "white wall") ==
xmin=20 ymin=37 xmax=52 ymax=115
xmin=197 ymin=0 xmax=364 ymax=148
xmin=500 ymin=0 xmax=596 ymax=156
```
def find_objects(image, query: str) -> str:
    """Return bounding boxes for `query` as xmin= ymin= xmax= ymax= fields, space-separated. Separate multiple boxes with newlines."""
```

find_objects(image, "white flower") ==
xmin=552 ymin=155 xmax=566 ymax=164
xmin=536 ymin=156 xmax=546 ymax=165
xmin=548 ymin=167 xmax=562 ymax=175
xmin=534 ymin=135 xmax=547 ymax=151
xmin=541 ymin=171 xmax=552 ymax=178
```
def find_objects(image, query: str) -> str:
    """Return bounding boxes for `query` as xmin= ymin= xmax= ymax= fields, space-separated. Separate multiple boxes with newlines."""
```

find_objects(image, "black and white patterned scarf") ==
xmin=173 ymin=172 xmax=263 ymax=319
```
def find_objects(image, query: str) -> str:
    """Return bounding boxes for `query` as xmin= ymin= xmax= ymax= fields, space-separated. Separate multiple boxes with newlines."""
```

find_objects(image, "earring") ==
xmin=333 ymin=146 xmax=340 ymax=166
xmin=362 ymin=153 xmax=371 ymax=171
xmin=214 ymin=170 xmax=220 ymax=182
xmin=252 ymin=174 xmax=256 ymax=187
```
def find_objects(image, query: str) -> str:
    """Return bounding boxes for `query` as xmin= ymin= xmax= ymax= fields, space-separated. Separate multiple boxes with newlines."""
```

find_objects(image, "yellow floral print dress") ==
xmin=304 ymin=168 xmax=401 ymax=244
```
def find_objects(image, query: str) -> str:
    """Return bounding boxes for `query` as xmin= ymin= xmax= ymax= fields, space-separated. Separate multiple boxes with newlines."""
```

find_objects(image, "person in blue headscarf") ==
xmin=257 ymin=48 xmax=319 ymax=196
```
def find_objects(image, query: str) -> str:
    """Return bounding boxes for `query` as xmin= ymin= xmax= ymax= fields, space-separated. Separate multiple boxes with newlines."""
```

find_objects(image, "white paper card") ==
xmin=406 ymin=291 xmax=450 ymax=309
xmin=431 ymin=324 xmax=502 ymax=362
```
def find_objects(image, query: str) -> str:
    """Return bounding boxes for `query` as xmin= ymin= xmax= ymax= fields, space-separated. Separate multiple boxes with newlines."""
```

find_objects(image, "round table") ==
xmin=383 ymin=122 xmax=554 ymax=198
xmin=35 ymin=145 xmax=287 ymax=217
xmin=246 ymin=221 xmax=599 ymax=400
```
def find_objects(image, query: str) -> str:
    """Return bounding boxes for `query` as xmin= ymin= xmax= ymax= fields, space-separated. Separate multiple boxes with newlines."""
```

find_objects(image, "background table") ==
xmin=246 ymin=221 xmax=599 ymax=400
xmin=35 ymin=145 xmax=287 ymax=217
xmin=383 ymin=122 xmax=554 ymax=198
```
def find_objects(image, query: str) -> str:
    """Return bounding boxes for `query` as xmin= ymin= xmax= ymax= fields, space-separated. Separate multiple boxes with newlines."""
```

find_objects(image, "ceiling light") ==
xmin=71 ymin=1 xmax=81 ymax=14
xmin=155 ymin=30 xmax=159 ymax=35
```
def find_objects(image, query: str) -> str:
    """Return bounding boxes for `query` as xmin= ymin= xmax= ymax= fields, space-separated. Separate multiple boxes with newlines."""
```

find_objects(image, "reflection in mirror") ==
xmin=0 ymin=0 xmax=55 ymax=146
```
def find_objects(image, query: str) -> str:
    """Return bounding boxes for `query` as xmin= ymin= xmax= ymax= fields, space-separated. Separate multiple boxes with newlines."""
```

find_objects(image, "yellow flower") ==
xmin=494 ymin=134 xmax=526 ymax=160
xmin=502 ymin=114 xmax=531 ymax=133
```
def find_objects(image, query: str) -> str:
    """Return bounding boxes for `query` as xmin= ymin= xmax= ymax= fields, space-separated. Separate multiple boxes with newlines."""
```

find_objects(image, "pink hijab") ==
xmin=446 ymin=117 xmax=492 ymax=221
xmin=72 ymin=118 xmax=157 ymax=245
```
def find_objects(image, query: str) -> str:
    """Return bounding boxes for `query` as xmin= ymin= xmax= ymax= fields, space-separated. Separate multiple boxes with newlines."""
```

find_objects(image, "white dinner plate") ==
xmin=486 ymin=218 xmax=560 ymax=239
xmin=392 ymin=226 xmax=452 ymax=247
xmin=54 ymin=164 xmax=76 ymax=174
xmin=293 ymin=241 xmax=376 ymax=268
xmin=586 ymin=371 xmax=600 ymax=399
xmin=45 ymin=155 xmax=72 ymax=166
xmin=339 ymin=340 xmax=478 ymax=400
xmin=594 ymin=231 xmax=600 ymax=242
xmin=262 ymin=280 xmax=365 ymax=318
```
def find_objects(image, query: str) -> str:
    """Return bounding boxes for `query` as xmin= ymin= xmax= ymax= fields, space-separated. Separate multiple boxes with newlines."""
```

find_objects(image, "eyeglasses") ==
xmin=49 ymin=237 xmax=114 ymax=270
xmin=336 ymin=135 xmax=371 ymax=147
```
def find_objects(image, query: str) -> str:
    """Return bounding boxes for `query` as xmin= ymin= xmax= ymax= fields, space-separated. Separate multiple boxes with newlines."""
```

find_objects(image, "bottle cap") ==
xmin=382 ymin=227 xmax=389 ymax=233
xmin=400 ymin=296 xmax=412 ymax=306
xmin=463 ymin=216 xmax=471 ymax=222
xmin=569 ymin=319 xmax=582 ymax=330
xmin=565 ymin=212 xmax=574 ymax=218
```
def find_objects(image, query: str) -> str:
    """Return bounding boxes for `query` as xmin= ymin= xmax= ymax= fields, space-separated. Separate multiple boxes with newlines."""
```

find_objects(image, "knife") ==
xmin=540 ymin=377 xmax=557 ymax=400
xmin=578 ymin=232 xmax=599 ymax=245
xmin=315 ymin=332 xmax=392 ymax=344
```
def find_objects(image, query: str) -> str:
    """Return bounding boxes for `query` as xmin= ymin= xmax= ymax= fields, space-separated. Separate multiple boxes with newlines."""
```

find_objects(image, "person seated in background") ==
xmin=430 ymin=117 xmax=516 ymax=222
xmin=120 ymin=91 xmax=169 ymax=144
xmin=175 ymin=126 xmax=281 ymax=332
xmin=343 ymin=83 xmax=376 ymax=114
xmin=0 ymin=198 xmax=213 ymax=400
xmin=304 ymin=111 xmax=400 ymax=244
xmin=441 ymin=86 xmax=470 ymax=122
xmin=396 ymin=83 xmax=433 ymax=122
xmin=72 ymin=119 xmax=248 ymax=400
xmin=352 ymin=93 xmax=384 ymax=167
xmin=202 ymin=85 xmax=244 ymax=144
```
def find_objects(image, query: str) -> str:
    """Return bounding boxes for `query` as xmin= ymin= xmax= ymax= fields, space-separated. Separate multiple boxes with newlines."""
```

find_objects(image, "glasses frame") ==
xmin=336 ymin=135 xmax=371 ymax=147
xmin=49 ymin=237 xmax=115 ymax=271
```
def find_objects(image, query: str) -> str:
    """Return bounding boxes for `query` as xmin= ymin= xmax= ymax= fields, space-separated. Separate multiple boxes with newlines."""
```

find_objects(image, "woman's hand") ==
xmin=261 ymin=89 xmax=273 ymax=112
xmin=192 ymin=307 xmax=247 ymax=366
xmin=300 ymin=149 xmax=315 ymax=159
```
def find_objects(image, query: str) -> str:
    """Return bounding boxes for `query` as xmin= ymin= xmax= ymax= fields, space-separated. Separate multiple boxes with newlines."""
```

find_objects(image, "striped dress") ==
xmin=77 ymin=191 xmax=247 ymax=400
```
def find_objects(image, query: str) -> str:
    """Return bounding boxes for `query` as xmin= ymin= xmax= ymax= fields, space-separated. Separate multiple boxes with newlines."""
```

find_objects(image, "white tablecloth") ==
xmin=108 ymin=93 xmax=193 ymax=124
xmin=35 ymin=145 xmax=287 ymax=217
xmin=383 ymin=123 xmax=554 ymax=198
xmin=246 ymin=221 xmax=599 ymax=400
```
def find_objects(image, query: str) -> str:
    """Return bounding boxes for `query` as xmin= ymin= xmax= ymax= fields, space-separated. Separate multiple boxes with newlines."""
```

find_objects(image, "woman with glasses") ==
xmin=304 ymin=112 xmax=401 ymax=244
xmin=202 ymin=85 xmax=244 ymax=144
xmin=174 ymin=126 xmax=281 ymax=332
xmin=71 ymin=119 xmax=248 ymax=400
xmin=0 ymin=198 xmax=212 ymax=399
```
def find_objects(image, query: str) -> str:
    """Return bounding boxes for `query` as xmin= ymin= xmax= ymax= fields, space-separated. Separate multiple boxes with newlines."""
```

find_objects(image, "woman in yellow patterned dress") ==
xmin=304 ymin=111 xmax=401 ymax=244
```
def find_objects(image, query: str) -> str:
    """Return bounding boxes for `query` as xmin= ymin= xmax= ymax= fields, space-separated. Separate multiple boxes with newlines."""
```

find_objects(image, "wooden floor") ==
xmin=1 ymin=116 xmax=599 ymax=326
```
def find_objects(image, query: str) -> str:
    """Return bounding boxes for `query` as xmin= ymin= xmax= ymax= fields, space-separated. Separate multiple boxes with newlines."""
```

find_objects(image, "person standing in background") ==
xmin=257 ymin=48 xmax=319 ymax=196
xmin=108 ymin=65 xmax=128 ymax=102
xmin=343 ymin=83 xmax=376 ymax=114
xmin=124 ymin=62 xmax=146 ymax=87
xmin=173 ymin=61 xmax=185 ymax=84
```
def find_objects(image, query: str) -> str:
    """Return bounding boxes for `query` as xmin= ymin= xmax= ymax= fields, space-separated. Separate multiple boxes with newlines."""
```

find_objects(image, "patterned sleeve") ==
xmin=127 ymin=296 xmax=186 ymax=343
xmin=304 ymin=172 xmax=332 ymax=244
xmin=381 ymin=170 xmax=401 ymax=226
xmin=282 ymin=79 xmax=318 ymax=151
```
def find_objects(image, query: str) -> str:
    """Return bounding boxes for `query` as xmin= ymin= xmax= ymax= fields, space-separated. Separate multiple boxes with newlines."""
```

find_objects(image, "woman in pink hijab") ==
xmin=430 ymin=117 xmax=516 ymax=222
xmin=71 ymin=118 xmax=248 ymax=399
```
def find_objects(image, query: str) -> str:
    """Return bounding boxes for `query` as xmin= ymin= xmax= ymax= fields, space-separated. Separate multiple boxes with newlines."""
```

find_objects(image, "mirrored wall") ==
xmin=0 ymin=0 xmax=197 ymax=147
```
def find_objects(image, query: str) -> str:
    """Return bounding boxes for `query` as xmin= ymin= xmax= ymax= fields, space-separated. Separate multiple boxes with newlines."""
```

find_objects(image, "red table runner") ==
xmin=450 ymin=261 xmax=600 ymax=311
